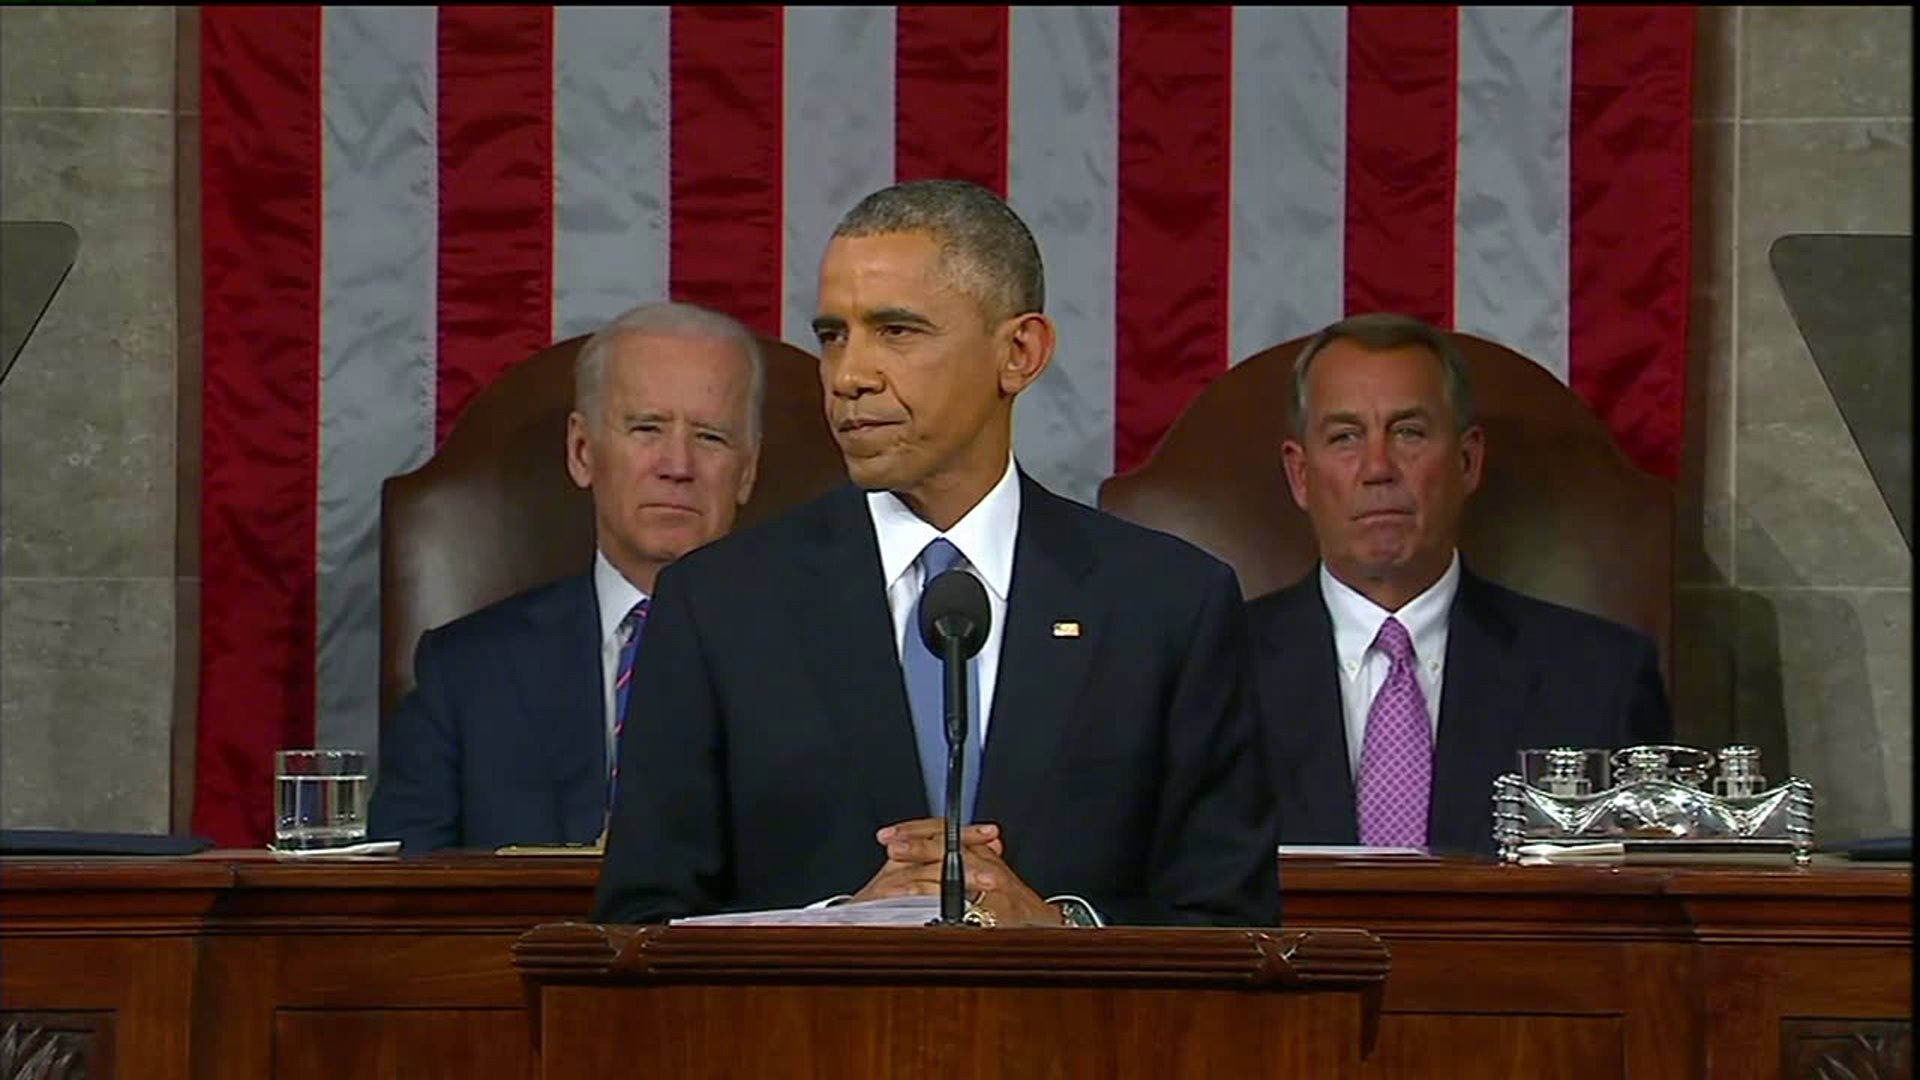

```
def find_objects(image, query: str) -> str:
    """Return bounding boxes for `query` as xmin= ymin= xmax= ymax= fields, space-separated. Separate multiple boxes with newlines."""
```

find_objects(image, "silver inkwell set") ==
xmin=1494 ymin=745 xmax=1816 ymax=866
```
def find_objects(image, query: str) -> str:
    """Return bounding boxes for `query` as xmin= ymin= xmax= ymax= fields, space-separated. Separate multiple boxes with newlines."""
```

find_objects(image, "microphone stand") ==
xmin=937 ymin=629 xmax=970 ymax=926
xmin=916 ymin=568 xmax=987 ymax=928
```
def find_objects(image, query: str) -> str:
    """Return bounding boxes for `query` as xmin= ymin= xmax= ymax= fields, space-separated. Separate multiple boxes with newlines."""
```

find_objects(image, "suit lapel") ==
xmin=787 ymin=487 xmax=929 ymax=828
xmin=1261 ymin=584 xmax=1359 ymax=844
xmin=1430 ymin=568 xmax=1530 ymax=853
xmin=520 ymin=574 xmax=607 ymax=841
xmin=972 ymin=476 xmax=1101 ymax=842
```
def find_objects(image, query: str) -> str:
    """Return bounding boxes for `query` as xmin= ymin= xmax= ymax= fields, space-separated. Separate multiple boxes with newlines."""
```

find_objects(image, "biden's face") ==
xmin=566 ymin=330 xmax=759 ymax=584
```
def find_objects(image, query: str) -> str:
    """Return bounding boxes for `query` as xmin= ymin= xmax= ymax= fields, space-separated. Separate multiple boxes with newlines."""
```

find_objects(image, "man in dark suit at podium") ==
xmin=368 ymin=302 xmax=764 ymax=852
xmin=593 ymin=180 xmax=1278 ymax=928
xmin=1248 ymin=313 xmax=1671 ymax=856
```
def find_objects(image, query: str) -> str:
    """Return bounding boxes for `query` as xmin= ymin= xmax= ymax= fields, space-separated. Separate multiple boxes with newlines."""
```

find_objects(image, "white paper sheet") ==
xmin=669 ymin=895 xmax=943 ymax=928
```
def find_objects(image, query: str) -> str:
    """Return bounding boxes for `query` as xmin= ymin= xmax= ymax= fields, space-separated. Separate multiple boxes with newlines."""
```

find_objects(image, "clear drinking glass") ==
xmin=274 ymin=749 xmax=369 ymax=850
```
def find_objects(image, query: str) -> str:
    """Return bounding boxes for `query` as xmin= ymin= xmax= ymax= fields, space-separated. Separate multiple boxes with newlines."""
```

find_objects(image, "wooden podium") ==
xmin=513 ymin=922 xmax=1390 ymax=1078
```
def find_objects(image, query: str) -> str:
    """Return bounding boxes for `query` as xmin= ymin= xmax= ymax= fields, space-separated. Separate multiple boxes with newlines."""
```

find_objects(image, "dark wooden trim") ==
xmin=512 ymin=923 xmax=1389 ymax=988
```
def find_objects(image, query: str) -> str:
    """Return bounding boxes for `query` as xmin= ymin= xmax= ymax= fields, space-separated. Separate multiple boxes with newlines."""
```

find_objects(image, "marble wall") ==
xmin=1679 ymin=6 xmax=1912 ymax=840
xmin=0 ymin=7 xmax=1910 ymax=840
xmin=1 ymin=7 xmax=185 ymax=831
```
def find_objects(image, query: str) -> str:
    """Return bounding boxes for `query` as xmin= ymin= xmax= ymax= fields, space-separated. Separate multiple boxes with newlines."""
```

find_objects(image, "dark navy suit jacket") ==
xmin=592 ymin=476 xmax=1281 ymax=927
xmin=1248 ymin=564 xmax=1672 ymax=855
xmin=368 ymin=573 xmax=609 ymax=853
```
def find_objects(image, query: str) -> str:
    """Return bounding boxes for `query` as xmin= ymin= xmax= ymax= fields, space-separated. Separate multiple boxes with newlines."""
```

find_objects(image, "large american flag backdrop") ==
xmin=195 ymin=5 xmax=1692 ymax=845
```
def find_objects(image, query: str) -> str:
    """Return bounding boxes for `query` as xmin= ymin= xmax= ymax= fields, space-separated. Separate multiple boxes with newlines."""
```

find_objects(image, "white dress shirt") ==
xmin=593 ymin=549 xmax=650 ymax=774
xmin=845 ymin=457 xmax=1102 ymax=925
xmin=1319 ymin=551 xmax=1460 ymax=778
xmin=864 ymin=454 xmax=1020 ymax=742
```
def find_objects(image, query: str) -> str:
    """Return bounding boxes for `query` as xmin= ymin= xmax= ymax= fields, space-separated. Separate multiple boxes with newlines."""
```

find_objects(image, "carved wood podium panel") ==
xmin=513 ymin=923 xmax=1390 ymax=1079
xmin=1280 ymin=857 xmax=1914 ymax=1080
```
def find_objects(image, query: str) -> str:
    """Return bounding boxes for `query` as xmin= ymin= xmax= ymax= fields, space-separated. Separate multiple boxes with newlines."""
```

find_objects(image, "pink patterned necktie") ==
xmin=1355 ymin=616 xmax=1433 ymax=847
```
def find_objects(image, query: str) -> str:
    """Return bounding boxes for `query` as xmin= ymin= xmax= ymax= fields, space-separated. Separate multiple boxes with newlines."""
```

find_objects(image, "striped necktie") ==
xmin=607 ymin=598 xmax=650 ymax=810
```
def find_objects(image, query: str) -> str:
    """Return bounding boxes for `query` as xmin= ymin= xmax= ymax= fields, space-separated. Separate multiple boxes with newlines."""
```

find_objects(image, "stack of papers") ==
xmin=670 ymin=895 xmax=942 ymax=928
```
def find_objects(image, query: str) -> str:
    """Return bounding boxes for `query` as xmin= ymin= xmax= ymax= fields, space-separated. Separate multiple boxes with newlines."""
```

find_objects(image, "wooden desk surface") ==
xmin=4 ymin=848 xmax=1906 ymax=894
xmin=2 ymin=854 xmax=1910 ymax=1080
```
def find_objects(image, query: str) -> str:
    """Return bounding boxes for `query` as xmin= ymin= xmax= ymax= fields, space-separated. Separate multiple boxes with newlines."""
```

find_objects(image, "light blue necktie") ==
xmin=904 ymin=538 xmax=983 ymax=823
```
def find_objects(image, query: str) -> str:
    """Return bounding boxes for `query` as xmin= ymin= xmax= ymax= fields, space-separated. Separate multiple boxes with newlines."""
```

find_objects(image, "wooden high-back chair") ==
xmin=1098 ymin=333 xmax=1674 ymax=684
xmin=378 ymin=335 xmax=847 ymax=716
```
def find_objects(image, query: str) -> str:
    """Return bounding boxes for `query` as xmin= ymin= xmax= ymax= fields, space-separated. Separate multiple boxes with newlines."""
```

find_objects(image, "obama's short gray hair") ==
xmin=831 ymin=178 xmax=1045 ymax=324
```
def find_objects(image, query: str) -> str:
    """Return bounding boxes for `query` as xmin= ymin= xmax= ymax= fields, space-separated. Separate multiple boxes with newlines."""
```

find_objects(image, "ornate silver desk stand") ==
xmin=1493 ymin=745 xmax=1816 ymax=865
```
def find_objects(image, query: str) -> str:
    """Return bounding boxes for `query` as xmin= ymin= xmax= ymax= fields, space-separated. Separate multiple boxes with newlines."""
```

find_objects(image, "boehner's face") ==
xmin=1282 ymin=338 xmax=1483 ymax=607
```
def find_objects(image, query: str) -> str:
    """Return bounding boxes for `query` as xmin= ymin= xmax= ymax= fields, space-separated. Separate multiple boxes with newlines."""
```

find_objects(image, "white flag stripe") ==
xmin=782 ymin=7 xmax=896 ymax=347
xmin=1228 ymin=6 xmax=1348 ymax=365
xmin=553 ymin=5 xmax=672 ymax=342
xmin=1454 ymin=6 xmax=1573 ymax=381
xmin=316 ymin=6 xmax=439 ymax=757
xmin=1008 ymin=6 xmax=1120 ymax=506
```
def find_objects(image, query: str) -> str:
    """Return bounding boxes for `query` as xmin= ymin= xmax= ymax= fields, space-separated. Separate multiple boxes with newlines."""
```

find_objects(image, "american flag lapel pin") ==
xmin=1051 ymin=620 xmax=1081 ymax=638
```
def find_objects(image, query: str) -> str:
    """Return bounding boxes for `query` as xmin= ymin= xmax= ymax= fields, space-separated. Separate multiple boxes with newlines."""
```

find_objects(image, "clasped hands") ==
xmin=849 ymin=818 xmax=1064 ymax=927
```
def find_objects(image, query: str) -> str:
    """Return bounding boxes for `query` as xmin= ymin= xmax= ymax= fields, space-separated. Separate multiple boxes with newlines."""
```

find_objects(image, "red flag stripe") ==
xmin=669 ymin=6 xmax=785 ymax=337
xmin=895 ymin=6 xmax=1011 ymax=196
xmin=1343 ymin=6 xmax=1458 ymax=325
xmin=435 ymin=6 xmax=556 ymax=442
xmin=1569 ymin=6 xmax=1693 ymax=479
xmin=1114 ymin=6 xmax=1234 ymax=474
xmin=196 ymin=6 xmax=324 ymax=846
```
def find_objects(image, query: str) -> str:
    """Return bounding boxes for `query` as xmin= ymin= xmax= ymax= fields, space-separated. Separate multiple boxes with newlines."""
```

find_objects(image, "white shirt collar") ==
xmin=593 ymin=548 xmax=651 ymax=648
xmin=1319 ymin=550 xmax=1460 ymax=672
xmin=865 ymin=455 xmax=1020 ymax=601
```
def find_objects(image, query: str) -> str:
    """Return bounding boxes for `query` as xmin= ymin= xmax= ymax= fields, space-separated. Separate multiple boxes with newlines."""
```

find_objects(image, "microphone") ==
xmin=917 ymin=567 xmax=990 ymax=927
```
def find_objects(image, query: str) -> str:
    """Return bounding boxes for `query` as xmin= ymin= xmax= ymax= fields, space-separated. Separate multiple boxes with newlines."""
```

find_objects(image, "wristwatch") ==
xmin=1054 ymin=897 xmax=1099 ymax=927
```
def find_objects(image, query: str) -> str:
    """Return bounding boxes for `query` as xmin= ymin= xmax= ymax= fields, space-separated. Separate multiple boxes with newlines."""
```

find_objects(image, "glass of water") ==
xmin=274 ymin=749 xmax=369 ymax=850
